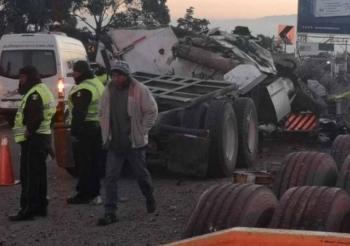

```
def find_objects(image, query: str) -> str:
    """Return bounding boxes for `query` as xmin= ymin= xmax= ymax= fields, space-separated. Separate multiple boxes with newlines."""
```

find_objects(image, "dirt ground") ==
xmin=0 ymin=124 xmax=328 ymax=246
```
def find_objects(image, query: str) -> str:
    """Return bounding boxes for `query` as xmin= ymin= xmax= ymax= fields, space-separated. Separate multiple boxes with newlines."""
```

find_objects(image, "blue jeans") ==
xmin=104 ymin=148 xmax=154 ymax=214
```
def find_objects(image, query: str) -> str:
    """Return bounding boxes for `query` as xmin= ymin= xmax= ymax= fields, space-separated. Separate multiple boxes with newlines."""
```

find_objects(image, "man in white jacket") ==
xmin=98 ymin=61 xmax=158 ymax=226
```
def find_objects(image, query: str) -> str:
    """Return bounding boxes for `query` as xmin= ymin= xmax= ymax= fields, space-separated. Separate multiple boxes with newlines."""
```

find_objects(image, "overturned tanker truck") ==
xmin=93 ymin=27 xmax=323 ymax=178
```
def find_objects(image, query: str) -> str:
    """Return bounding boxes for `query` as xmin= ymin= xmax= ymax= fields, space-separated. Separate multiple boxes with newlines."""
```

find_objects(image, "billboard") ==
xmin=298 ymin=0 xmax=350 ymax=34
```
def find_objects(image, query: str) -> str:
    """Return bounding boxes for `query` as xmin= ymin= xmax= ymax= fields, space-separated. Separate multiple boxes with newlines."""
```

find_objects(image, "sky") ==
xmin=167 ymin=0 xmax=298 ymax=20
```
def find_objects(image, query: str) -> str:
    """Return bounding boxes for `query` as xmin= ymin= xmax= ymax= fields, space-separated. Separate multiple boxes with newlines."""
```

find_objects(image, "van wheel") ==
xmin=270 ymin=186 xmax=350 ymax=233
xmin=233 ymin=97 xmax=258 ymax=168
xmin=331 ymin=135 xmax=350 ymax=170
xmin=273 ymin=151 xmax=337 ymax=198
xmin=205 ymin=100 xmax=238 ymax=177
xmin=184 ymin=183 xmax=278 ymax=238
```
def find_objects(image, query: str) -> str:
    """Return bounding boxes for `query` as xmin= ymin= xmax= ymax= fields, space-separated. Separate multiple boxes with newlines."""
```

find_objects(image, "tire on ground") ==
xmin=233 ymin=97 xmax=258 ymax=169
xmin=184 ymin=183 xmax=278 ymax=238
xmin=331 ymin=135 xmax=350 ymax=170
xmin=270 ymin=186 xmax=350 ymax=233
xmin=273 ymin=151 xmax=337 ymax=198
xmin=337 ymin=155 xmax=350 ymax=193
xmin=205 ymin=99 xmax=238 ymax=177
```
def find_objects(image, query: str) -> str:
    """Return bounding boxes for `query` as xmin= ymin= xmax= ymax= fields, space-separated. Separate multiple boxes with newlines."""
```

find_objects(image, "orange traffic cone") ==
xmin=0 ymin=136 xmax=15 ymax=186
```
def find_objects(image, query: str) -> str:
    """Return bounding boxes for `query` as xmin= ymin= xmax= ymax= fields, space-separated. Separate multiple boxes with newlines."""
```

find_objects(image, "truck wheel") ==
xmin=205 ymin=100 xmax=238 ymax=177
xmin=331 ymin=135 xmax=350 ymax=170
xmin=184 ymin=183 xmax=278 ymax=238
xmin=273 ymin=151 xmax=337 ymax=198
xmin=270 ymin=186 xmax=350 ymax=233
xmin=337 ymin=155 xmax=350 ymax=193
xmin=233 ymin=98 xmax=258 ymax=168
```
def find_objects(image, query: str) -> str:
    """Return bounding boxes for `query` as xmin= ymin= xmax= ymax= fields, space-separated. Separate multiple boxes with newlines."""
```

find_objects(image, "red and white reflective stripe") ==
xmin=285 ymin=113 xmax=318 ymax=132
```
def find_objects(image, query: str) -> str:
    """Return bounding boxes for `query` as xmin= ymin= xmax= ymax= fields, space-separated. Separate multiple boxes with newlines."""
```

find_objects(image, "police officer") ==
xmin=10 ymin=66 xmax=56 ymax=221
xmin=67 ymin=60 xmax=104 ymax=204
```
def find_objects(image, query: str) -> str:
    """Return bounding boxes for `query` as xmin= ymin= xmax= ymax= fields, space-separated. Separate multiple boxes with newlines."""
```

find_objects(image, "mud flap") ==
xmin=167 ymin=134 xmax=209 ymax=177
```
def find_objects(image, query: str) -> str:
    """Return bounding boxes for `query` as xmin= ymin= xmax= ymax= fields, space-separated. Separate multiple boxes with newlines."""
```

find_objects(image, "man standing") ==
xmin=67 ymin=60 xmax=104 ymax=204
xmin=98 ymin=61 xmax=158 ymax=226
xmin=10 ymin=66 xmax=56 ymax=221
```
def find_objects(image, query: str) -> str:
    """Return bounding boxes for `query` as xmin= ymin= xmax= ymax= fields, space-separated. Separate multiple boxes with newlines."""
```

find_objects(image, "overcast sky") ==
xmin=167 ymin=0 xmax=298 ymax=20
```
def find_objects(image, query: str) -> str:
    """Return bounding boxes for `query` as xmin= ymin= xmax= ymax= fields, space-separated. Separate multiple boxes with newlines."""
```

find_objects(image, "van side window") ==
xmin=0 ymin=50 xmax=57 ymax=79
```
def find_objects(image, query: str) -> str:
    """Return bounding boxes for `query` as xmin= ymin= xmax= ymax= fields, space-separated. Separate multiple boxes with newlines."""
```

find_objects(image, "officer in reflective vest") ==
xmin=9 ymin=66 xmax=56 ymax=221
xmin=67 ymin=60 xmax=104 ymax=205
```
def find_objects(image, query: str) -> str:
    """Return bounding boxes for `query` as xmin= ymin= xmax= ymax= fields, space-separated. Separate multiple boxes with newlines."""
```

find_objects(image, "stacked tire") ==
xmin=273 ymin=151 xmax=337 ymax=198
xmin=331 ymin=135 xmax=350 ymax=170
xmin=270 ymin=186 xmax=350 ymax=233
xmin=184 ymin=183 xmax=278 ymax=238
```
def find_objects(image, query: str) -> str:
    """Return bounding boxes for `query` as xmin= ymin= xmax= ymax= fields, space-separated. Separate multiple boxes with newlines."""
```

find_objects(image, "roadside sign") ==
xmin=278 ymin=25 xmax=296 ymax=45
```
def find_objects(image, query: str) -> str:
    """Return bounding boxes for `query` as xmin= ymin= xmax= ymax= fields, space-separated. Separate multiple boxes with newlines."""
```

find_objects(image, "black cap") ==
xmin=19 ymin=66 xmax=41 ymax=83
xmin=73 ymin=60 xmax=91 ymax=75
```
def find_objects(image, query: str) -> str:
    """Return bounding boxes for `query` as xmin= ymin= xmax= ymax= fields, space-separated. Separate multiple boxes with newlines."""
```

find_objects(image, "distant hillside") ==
xmin=209 ymin=15 xmax=297 ymax=37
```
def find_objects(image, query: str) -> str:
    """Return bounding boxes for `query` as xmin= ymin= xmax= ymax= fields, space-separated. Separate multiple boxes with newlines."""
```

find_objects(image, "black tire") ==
xmin=270 ymin=186 xmax=350 ymax=233
xmin=184 ymin=183 xmax=278 ymax=238
xmin=205 ymin=99 xmax=238 ymax=177
xmin=291 ymin=79 xmax=327 ymax=115
xmin=331 ymin=135 xmax=350 ymax=170
xmin=273 ymin=151 xmax=337 ymax=198
xmin=233 ymin=98 xmax=258 ymax=168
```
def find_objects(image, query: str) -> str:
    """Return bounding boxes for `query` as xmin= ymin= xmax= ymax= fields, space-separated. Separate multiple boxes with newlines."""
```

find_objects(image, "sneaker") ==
xmin=90 ymin=195 xmax=103 ymax=205
xmin=66 ymin=195 xmax=90 ymax=205
xmin=97 ymin=213 xmax=118 ymax=226
xmin=146 ymin=197 xmax=156 ymax=213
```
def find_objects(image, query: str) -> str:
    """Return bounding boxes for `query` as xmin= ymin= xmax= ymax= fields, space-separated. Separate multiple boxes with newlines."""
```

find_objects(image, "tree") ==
xmin=177 ymin=7 xmax=210 ymax=33
xmin=142 ymin=0 xmax=170 ymax=25
xmin=1 ymin=0 xmax=75 ymax=33
xmin=71 ymin=0 xmax=137 ymax=60
xmin=71 ymin=0 xmax=170 ymax=59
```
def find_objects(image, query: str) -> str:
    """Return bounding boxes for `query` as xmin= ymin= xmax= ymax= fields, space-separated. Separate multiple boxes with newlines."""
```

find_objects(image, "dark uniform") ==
xmin=10 ymin=66 xmax=56 ymax=221
xmin=67 ymin=61 xmax=104 ymax=204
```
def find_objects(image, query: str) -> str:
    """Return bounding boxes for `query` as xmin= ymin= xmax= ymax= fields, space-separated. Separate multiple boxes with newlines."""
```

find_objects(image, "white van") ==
xmin=0 ymin=32 xmax=88 ymax=123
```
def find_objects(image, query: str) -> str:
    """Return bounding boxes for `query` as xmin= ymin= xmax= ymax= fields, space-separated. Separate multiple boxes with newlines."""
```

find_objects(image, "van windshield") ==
xmin=0 ymin=50 xmax=57 ymax=79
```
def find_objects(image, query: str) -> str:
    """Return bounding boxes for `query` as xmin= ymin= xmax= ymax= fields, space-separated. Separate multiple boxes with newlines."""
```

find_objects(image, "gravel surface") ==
xmin=0 ymin=124 xmax=328 ymax=246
